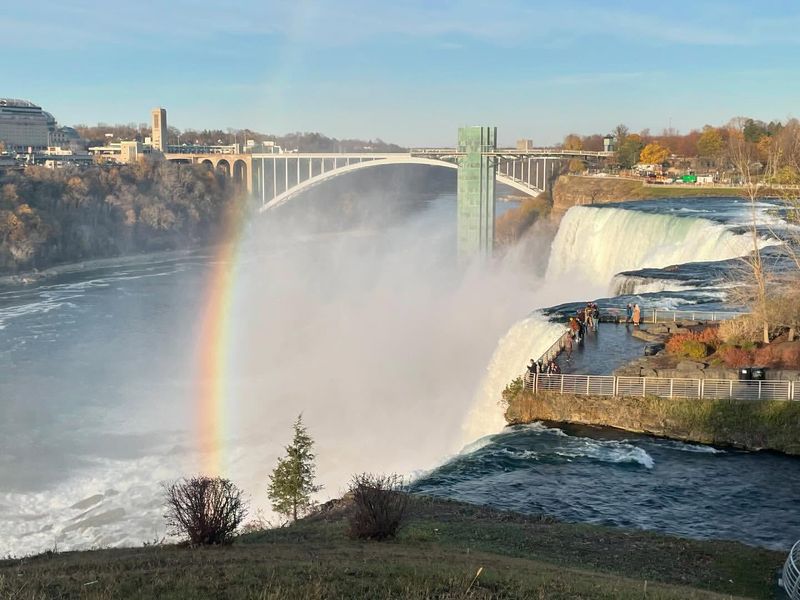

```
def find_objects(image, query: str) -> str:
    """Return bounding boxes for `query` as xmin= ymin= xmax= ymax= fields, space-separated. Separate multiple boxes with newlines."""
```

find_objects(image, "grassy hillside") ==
xmin=0 ymin=496 xmax=784 ymax=599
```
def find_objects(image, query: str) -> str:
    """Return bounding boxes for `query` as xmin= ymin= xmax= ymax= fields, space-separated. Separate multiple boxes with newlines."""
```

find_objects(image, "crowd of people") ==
xmin=525 ymin=301 xmax=644 ymax=387
xmin=525 ymin=358 xmax=561 ymax=383
xmin=568 ymin=302 xmax=600 ymax=344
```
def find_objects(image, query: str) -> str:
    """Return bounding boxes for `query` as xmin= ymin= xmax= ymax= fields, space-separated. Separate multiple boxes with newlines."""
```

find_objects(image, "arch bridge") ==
xmin=164 ymin=152 xmax=254 ymax=192
xmin=169 ymin=127 xmax=611 ymax=258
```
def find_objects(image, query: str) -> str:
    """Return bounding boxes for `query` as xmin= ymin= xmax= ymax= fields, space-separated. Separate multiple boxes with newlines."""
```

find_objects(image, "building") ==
xmin=151 ymin=107 xmax=167 ymax=152
xmin=49 ymin=126 xmax=85 ymax=151
xmin=516 ymin=138 xmax=534 ymax=151
xmin=38 ymin=147 xmax=94 ymax=169
xmin=0 ymin=98 xmax=56 ymax=152
xmin=88 ymin=140 xmax=151 ymax=164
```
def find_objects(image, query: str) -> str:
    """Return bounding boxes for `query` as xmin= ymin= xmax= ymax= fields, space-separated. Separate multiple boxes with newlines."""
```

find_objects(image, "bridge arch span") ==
xmin=233 ymin=159 xmax=247 ymax=186
xmin=215 ymin=159 xmax=231 ymax=177
xmin=258 ymin=156 xmax=542 ymax=212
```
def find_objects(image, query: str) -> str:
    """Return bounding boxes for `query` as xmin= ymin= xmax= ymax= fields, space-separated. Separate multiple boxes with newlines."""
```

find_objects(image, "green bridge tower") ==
xmin=457 ymin=126 xmax=497 ymax=260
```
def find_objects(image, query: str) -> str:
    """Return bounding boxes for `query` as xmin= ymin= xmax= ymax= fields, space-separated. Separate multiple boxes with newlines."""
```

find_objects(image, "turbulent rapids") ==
xmin=1 ymin=193 xmax=797 ymax=557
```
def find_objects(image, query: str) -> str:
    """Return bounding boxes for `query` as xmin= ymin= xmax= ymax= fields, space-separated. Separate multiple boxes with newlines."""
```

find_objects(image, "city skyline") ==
xmin=3 ymin=0 xmax=800 ymax=146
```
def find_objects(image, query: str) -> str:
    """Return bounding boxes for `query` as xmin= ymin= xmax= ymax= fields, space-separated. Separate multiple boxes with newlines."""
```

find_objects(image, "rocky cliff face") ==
xmin=505 ymin=390 xmax=800 ymax=454
xmin=551 ymin=175 xmax=646 ymax=218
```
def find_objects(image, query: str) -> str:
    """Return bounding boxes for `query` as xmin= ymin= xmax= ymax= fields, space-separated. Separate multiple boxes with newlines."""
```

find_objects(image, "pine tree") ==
xmin=267 ymin=414 xmax=321 ymax=522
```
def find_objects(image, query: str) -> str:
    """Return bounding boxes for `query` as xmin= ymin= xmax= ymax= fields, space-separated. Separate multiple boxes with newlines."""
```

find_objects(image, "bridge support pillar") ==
xmin=457 ymin=126 xmax=496 ymax=260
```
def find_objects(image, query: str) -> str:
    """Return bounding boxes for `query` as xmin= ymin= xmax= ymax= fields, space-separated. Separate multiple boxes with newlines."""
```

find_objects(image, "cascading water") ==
xmin=461 ymin=314 xmax=565 ymax=444
xmin=609 ymin=275 xmax=693 ymax=296
xmin=545 ymin=206 xmax=777 ymax=291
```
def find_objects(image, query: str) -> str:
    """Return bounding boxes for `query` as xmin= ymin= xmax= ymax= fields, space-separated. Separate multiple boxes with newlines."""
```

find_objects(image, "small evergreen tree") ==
xmin=268 ymin=414 xmax=321 ymax=522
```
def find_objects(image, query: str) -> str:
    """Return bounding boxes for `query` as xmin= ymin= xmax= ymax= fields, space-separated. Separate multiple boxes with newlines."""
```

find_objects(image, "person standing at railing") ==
xmin=625 ymin=303 xmax=633 ymax=324
xmin=524 ymin=359 xmax=536 ymax=388
xmin=564 ymin=333 xmax=573 ymax=362
xmin=633 ymin=303 xmax=641 ymax=327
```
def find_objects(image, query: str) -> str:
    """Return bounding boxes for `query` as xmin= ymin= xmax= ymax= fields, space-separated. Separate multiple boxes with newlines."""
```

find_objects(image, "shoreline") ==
xmin=0 ymin=246 xmax=216 ymax=289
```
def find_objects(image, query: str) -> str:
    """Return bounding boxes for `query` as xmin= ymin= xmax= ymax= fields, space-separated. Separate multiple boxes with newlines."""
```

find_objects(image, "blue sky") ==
xmin=2 ymin=0 xmax=799 ymax=146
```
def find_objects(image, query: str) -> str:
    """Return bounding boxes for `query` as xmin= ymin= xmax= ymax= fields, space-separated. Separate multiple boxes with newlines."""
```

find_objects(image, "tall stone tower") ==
xmin=151 ymin=107 xmax=168 ymax=152
xmin=457 ymin=126 xmax=496 ymax=260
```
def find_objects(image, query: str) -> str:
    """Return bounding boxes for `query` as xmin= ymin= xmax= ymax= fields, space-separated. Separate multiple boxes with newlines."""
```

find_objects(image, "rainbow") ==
xmin=196 ymin=204 xmax=247 ymax=476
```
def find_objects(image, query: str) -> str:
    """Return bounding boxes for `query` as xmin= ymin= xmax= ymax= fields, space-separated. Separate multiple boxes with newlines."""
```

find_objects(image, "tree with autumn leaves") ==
xmin=639 ymin=142 xmax=670 ymax=166
xmin=0 ymin=159 xmax=243 ymax=274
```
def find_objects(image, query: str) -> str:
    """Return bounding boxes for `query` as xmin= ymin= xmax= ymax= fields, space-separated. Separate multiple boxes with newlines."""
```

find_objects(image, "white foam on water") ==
xmin=610 ymin=275 xmax=696 ymax=296
xmin=518 ymin=421 xmax=568 ymax=437
xmin=555 ymin=439 xmax=655 ymax=469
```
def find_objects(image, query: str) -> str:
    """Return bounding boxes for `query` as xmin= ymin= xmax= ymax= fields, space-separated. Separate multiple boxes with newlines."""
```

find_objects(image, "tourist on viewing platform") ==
xmin=547 ymin=361 xmax=561 ymax=374
xmin=569 ymin=317 xmax=579 ymax=338
xmin=585 ymin=303 xmax=595 ymax=330
xmin=564 ymin=333 xmax=573 ymax=361
xmin=633 ymin=303 xmax=641 ymax=327
xmin=626 ymin=303 xmax=633 ymax=324
xmin=525 ymin=359 xmax=536 ymax=387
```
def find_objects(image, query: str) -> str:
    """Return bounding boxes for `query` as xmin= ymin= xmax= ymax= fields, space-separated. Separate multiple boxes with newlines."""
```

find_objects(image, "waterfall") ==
xmin=545 ymin=206 xmax=776 ymax=290
xmin=461 ymin=313 xmax=565 ymax=444
xmin=609 ymin=274 xmax=693 ymax=296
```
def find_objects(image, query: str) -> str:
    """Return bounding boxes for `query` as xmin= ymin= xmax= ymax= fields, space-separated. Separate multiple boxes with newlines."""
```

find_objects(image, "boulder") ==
xmin=676 ymin=360 xmax=707 ymax=372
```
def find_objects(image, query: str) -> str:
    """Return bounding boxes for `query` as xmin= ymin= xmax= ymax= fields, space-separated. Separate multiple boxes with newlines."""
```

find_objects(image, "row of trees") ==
xmin=0 ymin=159 xmax=244 ymax=274
xmin=164 ymin=415 xmax=408 ymax=545
xmin=73 ymin=123 xmax=406 ymax=153
xmin=560 ymin=117 xmax=800 ymax=178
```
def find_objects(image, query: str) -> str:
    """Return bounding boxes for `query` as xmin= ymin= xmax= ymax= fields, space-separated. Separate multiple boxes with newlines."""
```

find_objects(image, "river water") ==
xmin=1 ymin=187 xmax=799 ymax=555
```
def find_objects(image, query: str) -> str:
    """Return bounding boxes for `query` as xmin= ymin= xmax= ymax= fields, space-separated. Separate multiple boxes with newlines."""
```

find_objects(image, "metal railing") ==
xmin=783 ymin=540 xmax=800 ymax=600
xmin=523 ymin=372 xmax=796 ymax=401
xmin=537 ymin=329 xmax=571 ymax=366
xmin=646 ymin=309 xmax=747 ymax=324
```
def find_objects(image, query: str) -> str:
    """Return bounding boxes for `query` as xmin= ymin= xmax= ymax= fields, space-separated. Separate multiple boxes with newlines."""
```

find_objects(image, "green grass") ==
xmin=636 ymin=185 xmax=744 ymax=199
xmin=0 ymin=496 xmax=785 ymax=599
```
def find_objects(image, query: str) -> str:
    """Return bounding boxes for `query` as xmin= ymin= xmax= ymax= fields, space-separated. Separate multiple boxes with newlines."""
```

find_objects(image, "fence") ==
xmin=536 ymin=329 xmax=572 ymax=366
xmin=646 ymin=309 xmax=746 ymax=324
xmin=783 ymin=540 xmax=800 ymax=600
xmin=523 ymin=372 xmax=796 ymax=401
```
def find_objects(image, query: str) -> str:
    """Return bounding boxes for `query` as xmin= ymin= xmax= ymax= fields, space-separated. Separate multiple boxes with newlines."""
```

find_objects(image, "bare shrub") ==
xmin=163 ymin=476 xmax=248 ymax=545
xmin=718 ymin=316 xmax=762 ymax=345
xmin=347 ymin=474 xmax=408 ymax=541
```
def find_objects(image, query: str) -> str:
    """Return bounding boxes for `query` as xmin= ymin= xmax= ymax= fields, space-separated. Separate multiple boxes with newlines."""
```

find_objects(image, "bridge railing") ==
xmin=783 ymin=540 xmax=800 ymax=600
xmin=522 ymin=372 xmax=796 ymax=401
